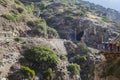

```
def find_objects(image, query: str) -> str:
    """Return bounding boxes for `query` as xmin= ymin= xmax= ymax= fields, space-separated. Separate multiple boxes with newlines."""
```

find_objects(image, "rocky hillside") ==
xmin=0 ymin=0 xmax=95 ymax=80
xmin=0 ymin=0 xmax=58 ymax=38
xmin=78 ymin=0 xmax=120 ymax=22
xmin=24 ymin=0 xmax=120 ymax=48
xmin=0 ymin=0 xmax=120 ymax=80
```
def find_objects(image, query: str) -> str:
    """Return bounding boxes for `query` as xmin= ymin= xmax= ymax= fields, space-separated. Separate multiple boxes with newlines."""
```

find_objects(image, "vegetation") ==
xmin=1 ymin=14 xmax=23 ymax=22
xmin=21 ymin=66 xmax=35 ymax=77
xmin=24 ymin=45 xmax=59 ymax=69
xmin=40 ymin=1 xmax=48 ymax=9
xmin=76 ymin=10 xmax=86 ymax=16
xmin=72 ymin=55 xmax=87 ymax=64
xmin=60 ymin=55 xmax=67 ymax=60
xmin=104 ymin=58 xmax=120 ymax=78
xmin=47 ymin=27 xmax=58 ymax=38
xmin=43 ymin=68 xmax=54 ymax=80
xmin=16 ymin=7 xmax=24 ymax=13
xmin=27 ymin=19 xmax=58 ymax=37
xmin=67 ymin=63 xmax=81 ymax=75
xmin=25 ymin=3 xmax=34 ymax=14
xmin=65 ymin=14 xmax=74 ymax=20
xmin=102 ymin=16 xmax=111 ymax=23
xmin=77 ymin=42 xmax=90 ymax=53
xmin=1 ymin=14 xmax=17 ymax=22
xmin=27 ymin=19 xmax=47 ymax=36
xmin=14 ymin=0 xmax=22 ymax=5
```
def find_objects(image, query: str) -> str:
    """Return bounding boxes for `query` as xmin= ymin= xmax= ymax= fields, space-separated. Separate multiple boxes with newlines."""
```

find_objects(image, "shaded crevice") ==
xmin=76 ymin=31 xmax=84 ymax=41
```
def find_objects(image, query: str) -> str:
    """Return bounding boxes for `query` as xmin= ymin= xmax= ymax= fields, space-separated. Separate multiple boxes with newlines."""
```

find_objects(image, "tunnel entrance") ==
xmin=76 ymin=31 xmax=84 ymax=41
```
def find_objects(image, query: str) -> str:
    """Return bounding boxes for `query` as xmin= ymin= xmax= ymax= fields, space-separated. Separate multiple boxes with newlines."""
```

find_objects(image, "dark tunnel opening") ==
xmin=76 ymin=31 xmax=84 ymax=41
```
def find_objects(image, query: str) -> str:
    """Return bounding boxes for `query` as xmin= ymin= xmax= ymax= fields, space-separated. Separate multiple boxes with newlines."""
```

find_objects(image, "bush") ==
xmin=1 ymin=14 xmax=17 ymax=22
xmin=1 ymin=14 xmax=22 ymax=22
xmin=24 ymin=46 xmax=59 ymax=69
xmin=27 ymin=20 xmax=47 ymax=36
xmin=25 ymin=3 xmax=34 ymax=14
xmin=27 ymin=20 xmax=58 ymax=37
xmin=77 ymin=42 xmax=90 ymax=53
xmin=40 ymin=2 xmax=47 ymax=9
xmin=76 ymin=10 xmax=86 ymax=16
xmin=102 ymin=16 xmax=110 ymax=23
xmin=65 ymin=14 xmax=74 ymax=20
xmin=14 ymin=0 xmax=22 ymax=5
xmin=60 ymin=55 xmax=67 ymax=60
xmin=67 ymin=63 xmax=80 ymax=75
xmin=21 ymin=66 xmax=35 ymax=77
xmin=47 ymin=27 xmax=58 ymax=38
xmin=43 ymin=68 xmax=54 ymax=80
xmin=17 ymin=7 xmax=24 ymax=13
xmin=72 ymin=55 xmax=87 ymax=64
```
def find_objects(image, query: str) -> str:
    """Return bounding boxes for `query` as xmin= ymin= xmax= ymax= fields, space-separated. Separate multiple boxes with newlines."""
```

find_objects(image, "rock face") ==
xmin=31 ymin=0 xmax=119 ymax=48
xmin=47 ymin=16 xmax=118 ymax=48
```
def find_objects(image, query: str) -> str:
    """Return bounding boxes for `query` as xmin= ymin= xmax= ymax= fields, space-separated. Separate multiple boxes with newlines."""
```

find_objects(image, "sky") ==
xmin=83 ymin=0 xmax=120 ymax=12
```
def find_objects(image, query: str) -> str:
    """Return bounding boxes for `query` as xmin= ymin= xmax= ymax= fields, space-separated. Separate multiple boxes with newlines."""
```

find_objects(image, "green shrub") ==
xmin=21 ymin=66 xmax=35 ymax=77
xmin=67 ymin=63 xmax=80 ymax=75
xmin=17 ymin=7 xmax=24 ymax=13
xmin=27 ymin=20 xmax=41 ymax=27
xmin=76 ymin=10 xmax=86 ymax=16
xmin=43 ymin=68 xmax=54 ymax=80
xmin=27 ymin=20 xmax=47 ymax=36
xmin=40 ymin=1 xmax=47 ymax=9
xmin=72 ymin=55 xmax=87 ymax=64
xmin=47 ymin=27 xmax=58 ymax=38
xmin=24 ymin=46 xmax=59 ymax=69
xmin=77 ymin=42 xmax=90 ymax=53
xmin=60 ymin=55 xmax=67 ymax=60
xmin=102 ymin=16 xmax=110 ymax=23
xmin=1 ymin=14 xmax=16 ymax=22
xmin=14 ymin=0 xmax=22 ymax=5
xmin=25 ymin=3 xmax=34 ymax=14
xmin=65 ymin=14 xmax=74 ymax=20
xmin=1 ymin=14 xmax=22 ymax=22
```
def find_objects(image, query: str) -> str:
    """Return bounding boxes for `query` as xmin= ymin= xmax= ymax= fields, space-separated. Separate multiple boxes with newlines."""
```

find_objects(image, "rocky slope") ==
xmin=26 ymin=0 xmax=120 ymax=48
xmin=0 ymin=0 xmax=93 ymax=80
xmin=0 ymin=0 xmax=120 ymax=80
